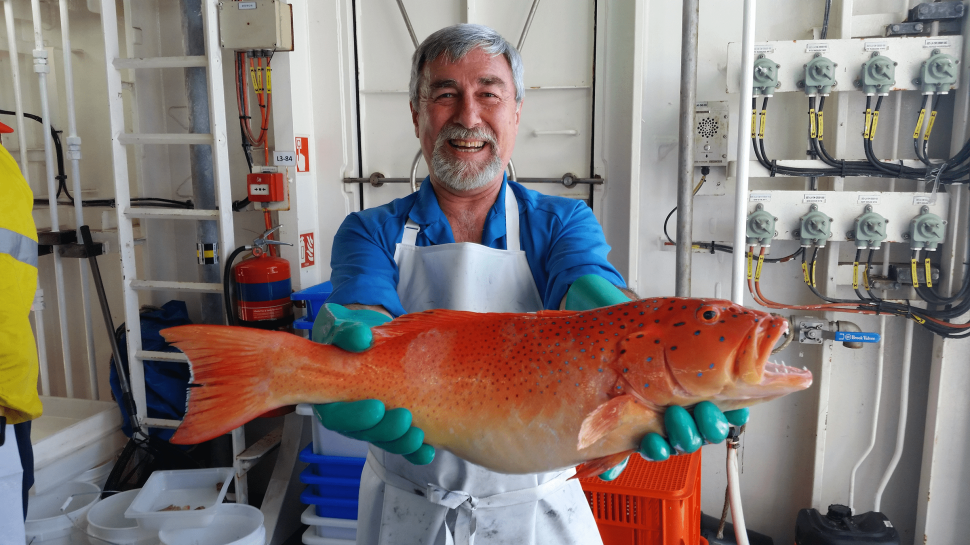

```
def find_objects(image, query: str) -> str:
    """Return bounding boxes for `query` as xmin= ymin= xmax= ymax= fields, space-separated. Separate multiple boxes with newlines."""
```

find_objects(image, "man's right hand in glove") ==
xmin=311 ymin=303 xmax=435 ymax=465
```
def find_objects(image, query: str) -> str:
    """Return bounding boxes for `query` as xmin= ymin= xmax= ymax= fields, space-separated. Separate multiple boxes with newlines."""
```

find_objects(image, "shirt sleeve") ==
xmin=327 ymin=213 xmax=408 ymax=318
xmin=539 ymin=201 xmax=626 ymax=309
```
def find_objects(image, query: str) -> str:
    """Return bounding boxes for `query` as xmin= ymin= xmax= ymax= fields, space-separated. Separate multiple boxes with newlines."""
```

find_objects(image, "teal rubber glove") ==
xmin=563 ymin=275 xmax=748 ymax=480
xmin=311 ymin=303 xmax=435 ymax=465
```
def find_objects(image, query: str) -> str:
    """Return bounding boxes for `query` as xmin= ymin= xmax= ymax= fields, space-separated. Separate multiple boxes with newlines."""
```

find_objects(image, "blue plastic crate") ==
xmin=300 ymin=487 xmax=359 ymax=520
xmin=300 ymin=467 xmax=361 ymax=499
xmin=299 ymin=445 xmax=366 ymax=479
xmin=291 ymin=281 xmax=333 ymax=330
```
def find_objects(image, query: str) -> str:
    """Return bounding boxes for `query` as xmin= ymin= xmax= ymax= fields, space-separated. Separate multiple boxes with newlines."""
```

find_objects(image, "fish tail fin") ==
xmin=573 ymin=450 xmax=637 ymax=480
xmin=160 ymin=325 xmax=315 ymax=445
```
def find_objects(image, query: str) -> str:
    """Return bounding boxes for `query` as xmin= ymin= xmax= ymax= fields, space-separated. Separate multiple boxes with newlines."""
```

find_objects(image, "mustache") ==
xmin=434 ymin=124 xmax=498 ymax=149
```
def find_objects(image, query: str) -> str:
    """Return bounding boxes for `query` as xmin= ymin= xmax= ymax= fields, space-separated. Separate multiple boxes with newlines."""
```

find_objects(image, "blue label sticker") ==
xmin=834 ymin=331 xmax=881 ymax=343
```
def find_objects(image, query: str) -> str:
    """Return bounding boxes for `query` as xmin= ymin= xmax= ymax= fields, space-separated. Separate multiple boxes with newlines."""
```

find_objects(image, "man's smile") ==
xmin=448 ymin=139 xmax=487 ymax=151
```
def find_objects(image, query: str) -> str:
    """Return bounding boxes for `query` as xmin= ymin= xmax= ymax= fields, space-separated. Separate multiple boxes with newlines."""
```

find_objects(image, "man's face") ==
xmin=411 ymin=47 xmax=521 ymax=194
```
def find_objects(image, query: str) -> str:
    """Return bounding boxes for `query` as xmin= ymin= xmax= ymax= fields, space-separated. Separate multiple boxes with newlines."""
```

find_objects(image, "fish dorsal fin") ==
xmin=578 ymin=395 xmax=643 ymax=451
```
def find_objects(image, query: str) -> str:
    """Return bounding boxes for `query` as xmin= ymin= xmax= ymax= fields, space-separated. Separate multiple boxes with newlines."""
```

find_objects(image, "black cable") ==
xmin=223 ymin=245 xmax=250 ymax=326
xmin=820 ymin=0 xmax=832 ymax=40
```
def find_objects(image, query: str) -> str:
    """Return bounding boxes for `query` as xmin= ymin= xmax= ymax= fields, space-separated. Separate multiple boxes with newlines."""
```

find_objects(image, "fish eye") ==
xmin=697 ymin=306 xmax=720 ymax=323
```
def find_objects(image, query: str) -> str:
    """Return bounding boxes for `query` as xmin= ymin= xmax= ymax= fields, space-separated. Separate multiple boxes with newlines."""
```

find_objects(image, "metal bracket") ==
xmin=57 ymin=242 xmax=104 ymax=259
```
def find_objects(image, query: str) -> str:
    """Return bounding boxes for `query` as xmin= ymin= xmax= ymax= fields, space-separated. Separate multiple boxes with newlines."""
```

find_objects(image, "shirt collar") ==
xmin=407 ymin=173 xmax=510 ymax=247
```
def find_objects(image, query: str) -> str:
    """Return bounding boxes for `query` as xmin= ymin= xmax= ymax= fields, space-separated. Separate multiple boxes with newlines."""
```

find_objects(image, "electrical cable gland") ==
xmin=861 ymin=54 xmax=896 ymax=95
xmin=909 ymin=205 xmax=945 ymax=250
xmin=919 ymin=51 xmax=958 ymax=94
xmin=852 ymin=205 xmax=888 ymax=249
xmin=752 ymin=56 xmax=780 ymax=96
xmin=799 ymin=204 xmax=833 ymax=247
xmin=746 ymin=204 xmax=777 ymax=247
xmin=803 ymin=55 xmax=837 ymax=96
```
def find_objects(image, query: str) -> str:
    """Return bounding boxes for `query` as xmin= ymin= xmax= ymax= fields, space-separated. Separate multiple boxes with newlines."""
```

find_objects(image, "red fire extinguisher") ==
xmin=224 ymin=226 xmax=293 ymax=330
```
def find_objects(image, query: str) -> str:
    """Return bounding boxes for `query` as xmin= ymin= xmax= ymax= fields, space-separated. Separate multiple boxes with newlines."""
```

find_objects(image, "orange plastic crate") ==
xmin=580 ymin=449 xmax=702 ymax=545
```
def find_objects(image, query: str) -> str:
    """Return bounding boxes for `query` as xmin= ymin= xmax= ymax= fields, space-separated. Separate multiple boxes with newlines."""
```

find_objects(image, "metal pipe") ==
xmin=675 ymin=0 xmax=699 ymax=297
xmin=181 ymin=0 xmax=222 ymax=325
xmin=395 ymin=0 xmax=419 ymax=49
xmin=730 ymin=0 xmax=756 ymax=304
xmin=507 ymin=158 xmax=517 ymax=182
xmin=874 ymin=318 xmax=914 ymax=512
xmin=31 ymin=0 xmax=74 ymax=397
xmin=4 ymin=0 xmax=30 ymax=182
xmin=58 ymin=0 xmax=98 ymax=399
xmin=517 ymin=0 xmax=541 ymax=52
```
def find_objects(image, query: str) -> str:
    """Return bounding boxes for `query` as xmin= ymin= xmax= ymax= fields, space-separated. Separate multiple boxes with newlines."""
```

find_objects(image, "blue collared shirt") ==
xmin=328 ymin=174 xmax=626 ymax=317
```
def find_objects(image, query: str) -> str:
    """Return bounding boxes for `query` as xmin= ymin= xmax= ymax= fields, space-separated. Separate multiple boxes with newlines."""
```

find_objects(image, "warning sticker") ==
xmin=803 ymin=193 xmax=827 ymax=204
xmin=924 ymin=38 xmax=951 ymax=49
xmin=749 ymin=191 xmax=772 ymax=203
xmin=857 ymin=194 xmax=880 ymax=205
xmin=295 ymin=136 xmax=310 ymax=173
xmin=300 ymin=233 xmax=315 ymax=268
xmin=913 ymin=195 xmax=931 ymax=205
xmin=805 ymin=42 xmax=829 ymax=53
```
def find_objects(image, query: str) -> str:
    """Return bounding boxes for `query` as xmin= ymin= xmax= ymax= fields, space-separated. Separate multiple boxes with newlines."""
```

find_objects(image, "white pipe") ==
xmin=874 ymin=318 xmax=914 ymax=512
xmin=58 ymin=0 xmax=98 ymax=400
xmin=848 ymin=314 xmax=885 ymax=513
xmin=31 ymin=0 xmax=74 ymax=397
xmin=730 ymin=0 xmax=756 ymax=303
xmin=726 ymin=446 xmax=750 ymax=545
xmin=725 ymin=2 xmax=755 ymax=542
xmin=31 ymin=289 xmax=50 ymax=396
xmin=4 ymin=0 xmax=30 ymax=182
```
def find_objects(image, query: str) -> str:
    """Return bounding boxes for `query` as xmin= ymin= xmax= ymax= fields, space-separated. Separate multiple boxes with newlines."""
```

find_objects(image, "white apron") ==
xmin=355 ymin=185 xmax=603 ymax=545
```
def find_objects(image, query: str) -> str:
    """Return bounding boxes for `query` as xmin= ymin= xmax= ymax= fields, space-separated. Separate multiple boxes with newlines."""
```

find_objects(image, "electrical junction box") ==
xmin=219 ymin=0 xmax=294 ymax=51
xmin=694 ymin=101 xmax=728 ymax=166
xmin=247 ymin=172 xmax=286 ymax=202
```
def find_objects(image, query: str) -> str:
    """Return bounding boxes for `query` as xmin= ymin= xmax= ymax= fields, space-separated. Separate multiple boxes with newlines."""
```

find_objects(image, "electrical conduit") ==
xmin=874 ymin=318 xmax=914 ymax=512
xmin=31 ymin=0 xmax=74 ymax=397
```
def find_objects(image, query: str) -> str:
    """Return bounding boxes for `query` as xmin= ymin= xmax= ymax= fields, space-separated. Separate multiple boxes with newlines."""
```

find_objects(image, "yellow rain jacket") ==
xmin=0 ymin=142 xmax=43 ymax=424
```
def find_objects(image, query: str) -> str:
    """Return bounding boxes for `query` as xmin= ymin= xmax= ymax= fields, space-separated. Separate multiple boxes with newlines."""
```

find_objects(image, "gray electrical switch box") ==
xmin=219 ymin=0 xmax=294 ymax=51
xmin=694 ymin=101 xmax=728 ymax=166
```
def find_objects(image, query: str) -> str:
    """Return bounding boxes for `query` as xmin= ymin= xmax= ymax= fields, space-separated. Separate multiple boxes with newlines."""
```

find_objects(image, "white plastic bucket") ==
xmin=158 ymin=503 xmax=265 ymax=545
xmin=86 ymin=489 xmax=157 ymax=545
xmin=76 ymin=459 xmax=115 ymax=491
xmin=25 ymin=480 xmax=100 ymax=544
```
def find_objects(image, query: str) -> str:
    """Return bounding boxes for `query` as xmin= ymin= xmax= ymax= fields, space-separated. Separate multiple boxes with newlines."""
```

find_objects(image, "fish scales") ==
xmin=161 ymin=298 xmax=811 ymax=477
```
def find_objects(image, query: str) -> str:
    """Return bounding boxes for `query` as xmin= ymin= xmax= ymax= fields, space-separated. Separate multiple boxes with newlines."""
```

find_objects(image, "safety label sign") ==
xmin=300 ymin=233 xmax=314 ymax=268
xmin=296 ymin=136 xmax=309 ymax=173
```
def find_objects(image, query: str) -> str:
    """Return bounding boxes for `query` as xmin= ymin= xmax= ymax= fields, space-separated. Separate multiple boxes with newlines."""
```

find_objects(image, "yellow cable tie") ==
xmin=817 ymin=110 xmax=824 ymax=141
xmin=852 ymin=262 xmax=859 ymax=290
xmin=809 ymin=108 xmax=817 ymax=139
xmin=869 ymin=111 xmax=880 ymax=141
xmin=802 ymin=262 xmax=810 ymax=284
xmin=747 ymin=251 xmax=753 ymax=280
xmin=912 ymin=314 xmax=926 ymax=324
xmin=863 ymin=268 xmax=870 ymax=289
xmin=266 ymin=67 xmax=272 ymax=93
xmin=911 ymin=258 xmax=920 ymax=288
xmin=750 ymin=109 xmax=756 ymax=138
xmin=811 ymin=259 xmax=817 ymax=288
xmin=759 ymin=111 xmax=767 ymax=139
xmin=755 ymin=253 xmax=765 ymax=282
xmin=913 ymin=109 xmax=926 ymax=139
xmin=925 ymin=257 xmax=933 ymax=288
xmin=924 ymin=111 xmax=938 ymax=141
xmin=249 ymin=65 xmax=259 ymax=93
xmin=864 ymin=108 xmax=873 ymax=140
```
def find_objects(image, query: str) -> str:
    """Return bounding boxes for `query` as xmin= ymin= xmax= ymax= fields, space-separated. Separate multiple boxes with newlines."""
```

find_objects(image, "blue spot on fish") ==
xmin=709 ymin=363 xmax=715 ymax=369
xmin=697 ymin=372 xmax=703 ymax=377
xmin=647 ymin=357 xmax=652 ymax=362
xmin=644 ymin=383 xmax=650 ymax=388
xmin=598 ymin=368 xmax=603 ymax=372
xmin=719 ymin=336 xmax=725 ymax=342
xmin=623 ymin=368 xmax=628 ymax=373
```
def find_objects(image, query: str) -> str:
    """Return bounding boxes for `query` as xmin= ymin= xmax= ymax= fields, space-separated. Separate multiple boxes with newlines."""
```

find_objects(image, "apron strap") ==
xmin=504 ymin=185 xmax=520 ymax=252
xmin=366 ymin=454 xmax=574 ymax=545
xmin=401 ymin=219 xmax=420 ymax=247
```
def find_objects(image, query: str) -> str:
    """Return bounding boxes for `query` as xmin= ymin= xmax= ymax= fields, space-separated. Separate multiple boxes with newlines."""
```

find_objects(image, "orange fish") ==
xmin=161 ymin=298 xmax=811 ymax=478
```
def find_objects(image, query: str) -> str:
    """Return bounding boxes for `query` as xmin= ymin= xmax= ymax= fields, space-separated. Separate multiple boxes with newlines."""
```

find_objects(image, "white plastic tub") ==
xmin=301 ymin=526 xmax=354 ymax=545
xmin=25 ymin=480 xmax=100 ymax=544
xmin=301 ymin=505 xmax=357 ymax=540
xmin=296 ymin=404 xmax=369 ymax=457
xmin=125 ymin=467 xmax=233 ymax=530
xmin=158 ymin=503 xmax=265 ymax=545
xmin=86 ymin=489 xmax=157 ymax=545
xmin=76 ymin=458 xmax=115 ymax=491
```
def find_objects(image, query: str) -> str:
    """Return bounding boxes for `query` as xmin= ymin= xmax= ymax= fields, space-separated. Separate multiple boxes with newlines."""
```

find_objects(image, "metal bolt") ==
xmin=892 ymin=24 xmax=900 ymax=32
xmin=916 ymin=23 xmax=924 ymax=31
xmin=902 ymin=233 xmax=911 ymax=240
xmin=846 ymin=231 xmax=855 ymax=238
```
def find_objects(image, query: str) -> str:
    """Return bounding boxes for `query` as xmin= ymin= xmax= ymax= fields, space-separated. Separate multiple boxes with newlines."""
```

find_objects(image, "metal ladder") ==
xmin=97 ymin=0 xmax=250 ymax=500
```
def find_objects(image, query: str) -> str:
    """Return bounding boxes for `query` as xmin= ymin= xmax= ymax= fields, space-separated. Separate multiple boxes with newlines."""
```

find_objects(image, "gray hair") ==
xmin=409 ymin=24 xmax=524 ymax=107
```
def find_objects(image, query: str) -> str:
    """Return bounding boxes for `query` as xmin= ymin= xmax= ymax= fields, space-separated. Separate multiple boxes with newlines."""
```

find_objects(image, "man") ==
xmin=313 ymin=24 xmax=742 ymax=544
xmin=0 ymin=119 xmax=42 ymax=543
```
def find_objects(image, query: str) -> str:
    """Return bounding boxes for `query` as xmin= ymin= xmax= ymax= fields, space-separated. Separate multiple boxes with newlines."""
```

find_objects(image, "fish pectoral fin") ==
xmin=573 ymin=450 xmax=637 ymax=480
xmin=578 ymin=395 xmax=646 ymax=451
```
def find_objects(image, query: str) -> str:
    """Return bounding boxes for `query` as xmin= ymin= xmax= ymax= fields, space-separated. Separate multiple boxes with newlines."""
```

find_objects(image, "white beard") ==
xmin=431 ymin=125 xmax=504 ymax=192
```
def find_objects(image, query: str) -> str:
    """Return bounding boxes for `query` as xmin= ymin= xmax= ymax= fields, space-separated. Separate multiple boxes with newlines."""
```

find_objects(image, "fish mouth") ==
xmin=736 ymin=316 xmax=812 ymax=395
